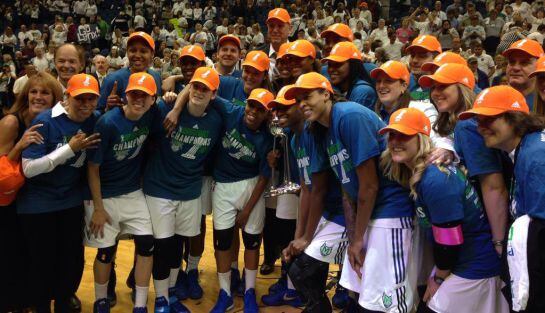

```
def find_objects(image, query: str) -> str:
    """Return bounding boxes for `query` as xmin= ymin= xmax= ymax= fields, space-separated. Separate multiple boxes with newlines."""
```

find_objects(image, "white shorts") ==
xmin=145 ymin=195 xmax=202 ymax=238
xmin=428 ymin=275 xmax=509 ymax=313
xmin=340 ymin=217 xmax=418 ymax=313
xmin=200 ymin=176 xmax=214 ymax=215
xmin=414 ymin=224 xmax=434 ymax=286
xmin=212 ymin=176 xmax=265 ymax=235
xmin=276 ymin=194 xmax=298 ymax=220
xmin=84 ymin=189 xmax=153 ymax=248
xmin=304 ymin=217 xmax=348 ymax=264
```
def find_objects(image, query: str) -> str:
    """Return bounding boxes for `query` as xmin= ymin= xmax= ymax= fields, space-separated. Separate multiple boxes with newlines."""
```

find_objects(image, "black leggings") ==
xmin=19 ymin=205 xmax=84 ymax=313
xmin=288 ymin=253 xmax=331 ymax=313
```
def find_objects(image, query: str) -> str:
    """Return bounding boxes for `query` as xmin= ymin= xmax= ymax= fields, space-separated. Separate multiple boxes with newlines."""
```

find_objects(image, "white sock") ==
xmin=154 ymin=278 xmax=170 ymax=302
xmin=186 ymin=255 xmax=201 ymax=272
xmin=231 ymin=260 xmax=238 ymax=270
xmin=244 ymin=268 xmax=257 ymax=291
xmin=94 ymin=281 xmax=108 ymax=301
xmin=135 ymin=285 xmax=149 ymax=308
xmin=287 ymin=276 xmax=295 ymax=291
xmin=218 ymin=271 xmax=231 ymax=296
xmin=169 ymin=268 xmax=180 ymax=288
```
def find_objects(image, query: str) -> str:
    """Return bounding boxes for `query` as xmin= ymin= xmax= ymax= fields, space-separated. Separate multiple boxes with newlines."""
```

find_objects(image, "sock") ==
xmin=186 ymin=255 xmax=201 ymax=272
xmin=135 ymin=285 xmax=149 ymax=308
xmin=218 ymin=271 xmax=231 ymax=296
xmin=231 ymin=260 xmax=238 ymax=270
xmin=154 ymin=278 xmax=170 ymax=303
xmin=169 ymin=268 xmax=180 ymax=288
xmin=244 ymin=268 xmax=257 ymax=291
xmin=94 ymin=281 xmax=108 ymax=301
xmin=287 ymin=276 xmax=295 ymax=291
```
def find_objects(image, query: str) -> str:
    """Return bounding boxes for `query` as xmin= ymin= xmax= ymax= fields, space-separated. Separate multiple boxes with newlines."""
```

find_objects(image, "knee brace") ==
xmin=96 ymin=245 xmax=116 ymax=264
xmin=288 ymin=253 xmax=329 ymax=305
xmin=242 ymin=231 xmax=261 ymax=250
xmin=153 ymin=237 xmax=173 ymax=280
xmin=134 ymin=235 xmax=154 ymax=257
xmin=213 ymin=227 xmax=235 ymax=251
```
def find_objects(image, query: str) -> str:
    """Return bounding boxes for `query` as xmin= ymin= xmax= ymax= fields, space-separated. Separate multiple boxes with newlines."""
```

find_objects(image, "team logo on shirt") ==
xmin=296 ymin=148 xmax=311 ymax=185
xmin=56 ymin=132 xmax=86 ymax=168
xmin=222 ymin=129 xmax=256 ymax=161
xmin=382 ymin=292 xmax=393 ymax=308
xmin=113 ymin=126 xmax=149 ymax=161
xmin=170 ymin=124 xmax=212 ymax=159
xmin=327 ymin=143 xmax=352 ymax=184
xmin=319 ymin=242 xmax=332 ymax=256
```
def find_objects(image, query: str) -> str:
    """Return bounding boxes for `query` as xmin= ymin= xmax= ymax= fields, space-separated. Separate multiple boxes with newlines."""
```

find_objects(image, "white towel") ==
xmin=507 ymin=215 xmax=531 ymax=312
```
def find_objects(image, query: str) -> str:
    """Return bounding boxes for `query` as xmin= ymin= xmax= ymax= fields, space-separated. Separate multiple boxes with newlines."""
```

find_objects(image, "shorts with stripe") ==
xmin=340 ymin=217 xmax=418 ymax=313
xmin=304 ymin=217 xmax=348 ymax=264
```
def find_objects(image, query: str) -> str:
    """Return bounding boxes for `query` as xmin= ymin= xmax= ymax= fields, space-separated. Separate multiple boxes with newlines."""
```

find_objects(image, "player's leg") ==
xmin=288 ymin=253 xmax=331 ymax=313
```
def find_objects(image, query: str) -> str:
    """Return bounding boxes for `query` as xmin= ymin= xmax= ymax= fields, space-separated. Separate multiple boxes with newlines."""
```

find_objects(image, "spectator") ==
xmin=13 ymin=63 xmax=37 ymax=97
xmin=369 ymin=19 xmax=388 ymax=45
xmin=528 ymin=24 xmax=545 ymax=45
xmin=349 ymin=8 xmax=369 ymax=32
xmin=106 ymin=46 xmax=124 ymax=73
xmin=182 ymin=2 xmax=193 ymax=30
xmin=1 ymin=27 xmax=17 ymax=56
xmin=204 ymin=1 xmax=217 ymax=23
xmin=359 ymin=2 xmax=373 ymax=27
xmin=193 ymin=2 xmax=203 ymax=24
xmin=250 ymin=24 xmax=265 ymax=51
xmin=491 ymin=54 xmax=508 ymax=86
xmin=134 ymin=9 xmax=147 ymax=31
xmin=483 ymin=9 xmax=505 ymax=55
xmin=435 ymin=20 xmax=459 ymax=51
xmin=85 ymin=0 xmax=98 ymax=18
xmin=0 ymin=64 xmax=16 ymax=110
xmin=362 ymin=39 xmax=376 ymax=62
xmin=91 ymin=54 xmax=108 ymax=87
xmin=472 ymin=42 xmax=495 ymax=78
xmin=32 ymin=47 xmax=49 ymax=72
xmin=396 ymin=18 xmax=414 ymax=44
xmin=112 ymin=11 xmax=130 ymax=35
xmin=383 ymin=30 xmax=404 ymax=60
xmin=374 ymin=47 xmax=387 ymax=66
xmin=190 ymin=23 xmax=208 ymax=48
xmin=511 ymin=0 xmax=532 ymax=20
xmin=17 ymin=25 xmax=32 ymax=48
xmin=432 ymin=1 xmax=447 ymax=21
xmin=462 ymin=15 xmax=486 ymax=46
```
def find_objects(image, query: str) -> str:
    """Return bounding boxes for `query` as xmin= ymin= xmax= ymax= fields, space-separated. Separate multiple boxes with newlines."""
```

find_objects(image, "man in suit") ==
xmin=92 ymin=54 xmax=109 ymax=87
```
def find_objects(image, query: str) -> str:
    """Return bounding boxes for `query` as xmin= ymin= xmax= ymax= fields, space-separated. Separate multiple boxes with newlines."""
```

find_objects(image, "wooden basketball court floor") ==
xmin=78 ymin=215 xmax=341 ymax=312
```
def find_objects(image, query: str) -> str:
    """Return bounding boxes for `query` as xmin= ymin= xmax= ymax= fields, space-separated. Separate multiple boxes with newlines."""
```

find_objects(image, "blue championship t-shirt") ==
xmin=292 ymin=125 xmax=344 ymax=226
xmin=143 ymin=100 xmax=223 ymax=200
xmin=18 ymin=106 xmax=99 ymax=214
xmin=87 ymin=106 xmax=156 ymax=198
xmin=415 ymin=165 xmax=501 ymax=279
xmin=512 ymin=130 xmax=545 ymax=220
xmin=212 ymin=97 xmax=273 ymax=183
xmin=325 ymin=102 xmax=413 ymax=219
xmin=217 ymin=76 xmax=247 ymax=107
xmin=98 ymin=67 xmax=162 ymax=110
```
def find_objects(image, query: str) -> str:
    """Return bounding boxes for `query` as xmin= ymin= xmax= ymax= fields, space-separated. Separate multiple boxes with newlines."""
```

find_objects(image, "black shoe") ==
xmin=259 ymin=262 xmax=275 ymax=275
xmin=107 ymin=263 xmax=117 ymax=307
xmin=68 ymin=294 xmax=81 ymax=312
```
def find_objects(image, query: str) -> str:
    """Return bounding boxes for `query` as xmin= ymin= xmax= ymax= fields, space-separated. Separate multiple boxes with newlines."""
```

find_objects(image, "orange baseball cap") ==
xmin=276 ymin=42 xmax=291 ymax=60
xmin=126 ymin=72 xmax=157 ymax=95
xmin=284 ymin=72 xmax=334 ymax=100
xmin=418 ymin=63 xmax=475 ymax=89
xmin=421 ymin=52 xmax=468 ymax=72
xmin=370 ymin=60 xmax=411 ymax=84
xmin=247 ymin=88 xmax=274 ymax=110
xmin=322 ymin=42 xmax=362 ymax=63
xmin=503 ymin=39 xmax=544 ymax=59
xmin=127 ymin=31 xmax=155 ymax=51
xmin=242 ymin=50 xmax=270 ymax=72
xmin=66 ymin=74 xmax=100 ymax=97
xmin=267 ymin=8 xmax=291 ymax=24
xmin=284 ymin=40 xmax=316 ymax=59
xmin=530 ymin=55 xmax=545 ymax=77
xmin=459 ymin=86 xmax=529 ymax=120
xmin=190 ymin=67 xmax=220 ymax=91
xmin=179 ymin=45 xmax=206 ymax=62
xmin=268 ymin=85 xmax=297 ymax=108
xmin=0 ymin=157 xmax=24 ymax=206
xmin=406 ymin=35 xmax=442 ymax=54
xmin=379 ymin=107 xmax=431 ymax=136
xmin=320 ymin=23 xmax=354 ymax=42
xmin=218 ymin=34 xmax=241 ymax=49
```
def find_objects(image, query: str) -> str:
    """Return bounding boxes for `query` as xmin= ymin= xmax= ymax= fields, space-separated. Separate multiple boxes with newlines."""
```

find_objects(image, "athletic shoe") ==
xmin=108 ymin=263 xmax=117 ymax=307
xmin=261 ymin=288 xmax=303 ymax=307
xmin=169 ymin=286 xmax=188 ymax=303
xmin=236 ymin=271 xmax=245 ymax=297
xmin=186 ymin=269 xmax=204 ymax=299
xmin=170 ymin=300 xmax=190 ymax=313
xmin=174 ymin=271 xmax=189 ymax=300
xmin=259 ymin=262 xmax=275 ymax=275
xmin=267 ymin=276 xmax=287 ymax=294
xmin=133 ymin=307 xmax=148 ymax=313
xmin=210 ymin=289 xmax=234 ymax=313
xmin=230 ymin=268 xmax=241 ymax=295
xmin=154 ymin=296 xmax=169 ymax=313
xmin=69 ymin=294 xmax=82 ymax=312
xmin=332 ymin=285 xmax=349 ymax=309
xmin=93 ymin=299 xmax=110 ymax=313
xmin=243 ymin=288 xmax=258 ymax=313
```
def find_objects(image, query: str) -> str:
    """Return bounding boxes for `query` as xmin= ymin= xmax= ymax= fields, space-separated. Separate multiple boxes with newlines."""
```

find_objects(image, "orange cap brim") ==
xmin=218 ymin=37 xmax=241 ymax=49
xmin=285 ymin=50 xmax=314 ymax=59
xmin=247 ymin=98 xmax=271 ymax=110
xmin=379 ymin=124 xmax=420 ymax=136
xmin=269 ymin=98 xmax=297 ymax=108
xmin=322 ymin=55 xmax=350 ymax=64
xmin=267 ymin=16 xmax=289 ymax=24
xmin=421 ymin=62 xmax=439 ymax=72
xmin=190 ymin=78 xmax=217 ymax=91
xmin=458 ymin=107 xmax=509 ymax=120
xmin=127 ymin=35 xmax=155 ymax=51
xmin=126 ymin=86 xmax=156 ymax=96
xmin=418 ymin=74 xmax=457 ymax=89
xmin=530 ymin=68 xmax=545 ymax=77
xmin=502 ymin=47 xmax=538 ymax=59
xmin=180 ymin=54 xmax=205 ymax=62
xmin=242 ymin=61 xmax=268 ymax=72
xmin=69 ymin=89 xmax=100 ymax=97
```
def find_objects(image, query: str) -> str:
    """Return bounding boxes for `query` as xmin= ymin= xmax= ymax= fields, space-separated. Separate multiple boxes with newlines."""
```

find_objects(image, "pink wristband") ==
xmin=432 ymin=225 xmax=464 ymax=246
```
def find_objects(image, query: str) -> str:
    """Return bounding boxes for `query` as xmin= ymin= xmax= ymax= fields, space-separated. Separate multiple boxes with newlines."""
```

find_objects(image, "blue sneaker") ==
xmin=187 ymin=269 xmax=204 ymax=299
xmin=268 ymin=276 xmax=287 ymax=294
xmin=236 ymin=271 xmax=245 ymax=297
xmin=93 ymin=299 xmax=110 ymax=313
xmin=170 ymin=300 xmax=190 ymax=313
xmin=174 ymin=271 xmax=189 ymax=300
xmin=230 ymin=268 xmax=241 ymax=296
xmin=243 ymin=288 xmax=258 ymax=313
xmin=133 ymin=307 xmax=148 ymax=313
xmin=332 ymin=285 xmax=349 ymax=309
xmin=154 ymin=296 xmax=169 ymax=313
xmin=210 ymin=289 xmax=234 ymax=313
xmin=261 ymin=288 xmax=303 ymax=307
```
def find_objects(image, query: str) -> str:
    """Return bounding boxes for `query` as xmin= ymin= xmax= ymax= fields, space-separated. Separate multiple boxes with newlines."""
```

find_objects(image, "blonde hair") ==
xmin=9 ymin=71 xmax=63 ymax=116
xmin=433 ymin=84 xmax=475 ymax=137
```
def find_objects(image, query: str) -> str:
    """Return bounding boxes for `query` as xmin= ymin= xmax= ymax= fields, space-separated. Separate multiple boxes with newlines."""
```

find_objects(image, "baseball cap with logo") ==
xmin=268 ymin=85 xmax=297 ymax=108
xmin=66 ymin=74 xmax=100 ymax=97
xmin=247 ymin=88 xmax=274 ymax=110
xmin=421 ymin=52 xmax=468 ymax=72
xmin=322 ymin=42 xmax=362 ymax=63
xmin=379 ymin=107 xmax=431 ymax=136
xmin=284 ymin=40 xmax=316 ymax=59
xmin=190 ymin=67 xmax=220 ymax=91
xmin=267 ymin=8 xmax=291 ymax=25
xmin=406 ymin=35 xmax=442 ymax=54
xmin=320 ymin=23 xmax=354 ymax=42
xmin=127 ymin=31 xmax=155 ymax=51
xmin=179 ymin=45 xmax=206 ymax=62
xmin=284 ymin=72 xmax=334 ymax=100
xmin=529 ymin=55 xmax=545 ymax=77
xmin=418 ymin=63 xmax=475 ymax=89
xmin=218 ymin=34 xmax=242 ymax=49
xmin=276 ymin=42 xmax=291 ymax=60
xmin=370 ymin=61 xmax=411 ymax=84
xmin=502 ymin=39 xmax=544 ymax=59
xmin=126 ymin=72 xmax=157 ymax=95
xmin=459 ymin=86 xmax=529 ymax=120
xmin=242 ymin=51 xmax=270 ymax=72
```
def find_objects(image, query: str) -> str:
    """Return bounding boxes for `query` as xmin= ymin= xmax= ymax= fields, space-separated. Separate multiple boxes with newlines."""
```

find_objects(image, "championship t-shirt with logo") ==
xmin=415 ymin=164 xmax=501 ymax=279
xmin=143 ymin=100 xmax=223 ymax=200
xmin=217 ymin=76 xmax=247 ymax=107
xmin=18 ymin=104 xmax=99 ymax=214
xmin=325 ymin=102 xmax=413 ymax=219
xmin=87 ymin=106 xmax=156 ymax=198
xmin=212 ymin=97 xmax=273 ymax=183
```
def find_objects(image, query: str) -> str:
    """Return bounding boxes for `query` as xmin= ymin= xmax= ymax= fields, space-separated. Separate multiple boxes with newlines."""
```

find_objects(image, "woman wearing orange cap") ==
xmin=283 ymin=40 xmax=320 ymax=82
xmin=16 ymin=73 xmax=100 ymax=313
xmin=530 ymin=55 xmax=545 ymax=115
xmin=271 ymin=42 xmax=293 ymax=93
xmin=381 ymin=107 xmax=508 ymax=313
xmin=0 ymin=72 xmax=62 ymax=312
